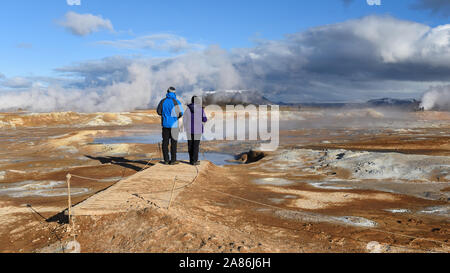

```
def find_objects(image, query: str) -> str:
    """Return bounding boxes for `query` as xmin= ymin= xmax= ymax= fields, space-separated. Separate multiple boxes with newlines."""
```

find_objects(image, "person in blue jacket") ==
xmin=157 ymin=87 xmax=184 ymax=165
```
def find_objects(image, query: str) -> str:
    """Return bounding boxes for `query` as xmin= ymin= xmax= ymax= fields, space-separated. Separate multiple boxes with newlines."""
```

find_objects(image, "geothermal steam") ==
xmin=2 ymin=16 xmax=450 ymax=112
xmin=420 ymin=85 xmax=450 ymax=111
xmin=0 ymin=47 xmax=242 ymax=112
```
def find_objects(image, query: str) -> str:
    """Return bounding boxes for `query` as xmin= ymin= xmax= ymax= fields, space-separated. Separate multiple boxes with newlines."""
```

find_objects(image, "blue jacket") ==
xmin=157 ymin=92 xmax=184 ymax=128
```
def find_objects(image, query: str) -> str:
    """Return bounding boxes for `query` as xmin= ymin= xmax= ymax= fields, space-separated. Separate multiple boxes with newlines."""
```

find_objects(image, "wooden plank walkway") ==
xmin=72 ymin=162 xmax=208 ymax=216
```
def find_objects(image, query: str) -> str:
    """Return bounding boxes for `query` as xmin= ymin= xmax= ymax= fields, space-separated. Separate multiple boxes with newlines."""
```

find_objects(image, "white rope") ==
xmin=69 ymin=158 xmax=153 ymax=182
xmin=197 ymin=187 xmax=449 ymax=252
xmin=66 ymin=161 xmax=448 ymax=253
xmin=69 ymin=174 xmax=110 ymax=182
xmin=131 ymin=164 xmax=449 ymax=253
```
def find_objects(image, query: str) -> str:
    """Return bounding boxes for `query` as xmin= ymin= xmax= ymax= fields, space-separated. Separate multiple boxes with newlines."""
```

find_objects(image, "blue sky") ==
xmin=0 ymin=0 xmax=450 ymax=110
xmin=1 ymin=0 xmax=448 ymax=77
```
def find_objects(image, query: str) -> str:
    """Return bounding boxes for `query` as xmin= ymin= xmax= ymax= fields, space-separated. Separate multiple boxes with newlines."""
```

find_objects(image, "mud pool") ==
xmin=0 ymin=109 xmax=449 ymax=253
xmin=176 ymin=152 xmax=240 ymax=166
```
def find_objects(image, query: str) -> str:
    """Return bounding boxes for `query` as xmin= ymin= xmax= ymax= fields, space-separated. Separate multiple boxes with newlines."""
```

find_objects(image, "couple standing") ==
xmin=156 ymin=87 xmax=207 ymax=166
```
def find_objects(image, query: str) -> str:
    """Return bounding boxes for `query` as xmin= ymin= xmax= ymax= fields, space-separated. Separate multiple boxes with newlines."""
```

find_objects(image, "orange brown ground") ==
xmin=0 ymin=108 xmax=449 ymax=253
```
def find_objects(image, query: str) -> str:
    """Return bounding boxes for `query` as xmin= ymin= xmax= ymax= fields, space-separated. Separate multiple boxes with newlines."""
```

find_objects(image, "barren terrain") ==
xmin=0 ymin=108 xmax=449 ymax=253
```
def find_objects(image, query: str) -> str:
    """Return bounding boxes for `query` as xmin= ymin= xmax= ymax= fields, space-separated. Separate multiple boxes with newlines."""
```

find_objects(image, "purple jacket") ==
xmin=184 ymin=103 xmax=207 ymax=135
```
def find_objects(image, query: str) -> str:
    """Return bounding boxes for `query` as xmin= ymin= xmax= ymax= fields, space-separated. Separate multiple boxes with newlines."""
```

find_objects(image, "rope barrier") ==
xmin=172 ymin=199 xmax=446 ymax=253
xmin=63 ymin=155 xmax=154 ymax=248
xmin=25 ymin=204 xmax=66 ymax=252
xmin=69 ymin=174 xmax=111 ymax=182
xmin=195 ymin=187 xmax=449 ymax=253
xmin=65 ymin=174 xmax=77 ymax=247
xmin=63 ymin=159 xmax=448 ymax=253
xmin=152 ymin=175 xmax=447 ymax=253
xmin=128 ymin=163 xmax=449 ymax=253
xmin=168 ymin=176 xmax=178 ymax=210
xmin=69 ymin=159 xmax=152 ymax=182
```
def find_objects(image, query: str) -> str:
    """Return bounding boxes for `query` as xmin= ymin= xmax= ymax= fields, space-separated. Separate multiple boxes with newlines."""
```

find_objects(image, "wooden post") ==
xmin=66 ymin=174 xmax=72 ymax=229
xmin=168 ymin=176 xmax=177 ymax=210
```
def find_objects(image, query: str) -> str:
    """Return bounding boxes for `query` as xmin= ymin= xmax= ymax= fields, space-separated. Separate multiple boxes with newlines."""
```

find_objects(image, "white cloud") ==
xmin=58 ymin=12 xmax=113 ymax=36
xmin=67 ymin=0 xmax=81 ymax=6
xmin=0 ymin=46 xmax=242 ymax=112
xmin=98 ymin=34 xmax=205 ymax=53
xmin=2 ymin=15 xmax=450 ymax=112
xmin=0 ymin=77 xmax=33 ymax=89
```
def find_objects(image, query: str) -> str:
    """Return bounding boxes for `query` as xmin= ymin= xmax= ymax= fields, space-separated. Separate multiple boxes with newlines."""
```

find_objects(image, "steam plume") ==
xmin=420 ymin=85 xmax=450 ymax=110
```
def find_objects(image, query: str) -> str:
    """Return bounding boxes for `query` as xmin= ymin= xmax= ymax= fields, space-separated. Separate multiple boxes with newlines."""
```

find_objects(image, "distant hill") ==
xmin=202 ymin=90 xmax=274 ymax=106
xmin=201 ymin=92 xmax=423 ymax=111
xmin=367 ymin=98 xmax=420 ymax=107
xmin=366 ymin=98 xmax=422 ymax=110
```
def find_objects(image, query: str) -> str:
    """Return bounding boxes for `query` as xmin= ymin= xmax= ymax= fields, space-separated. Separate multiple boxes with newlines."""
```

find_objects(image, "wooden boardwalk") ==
xmin=72 ymin=162 xmax=208 ymax=216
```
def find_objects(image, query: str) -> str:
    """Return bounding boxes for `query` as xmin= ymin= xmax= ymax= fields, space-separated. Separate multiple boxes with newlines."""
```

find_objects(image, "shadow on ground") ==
xmin=85 ymin=155 xmax=155 ymax=172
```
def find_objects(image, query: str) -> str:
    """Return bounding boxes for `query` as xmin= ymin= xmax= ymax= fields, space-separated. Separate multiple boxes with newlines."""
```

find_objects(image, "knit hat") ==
xmin=167 ymin=87 xmax=176 ymax=93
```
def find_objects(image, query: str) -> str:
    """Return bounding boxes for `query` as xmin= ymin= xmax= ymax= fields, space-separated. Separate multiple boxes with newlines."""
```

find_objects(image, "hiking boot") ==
xmin=169 ymin=161 xmax=180 ymax=165
xmin=161 ymin=161 xmax=169 ymax=165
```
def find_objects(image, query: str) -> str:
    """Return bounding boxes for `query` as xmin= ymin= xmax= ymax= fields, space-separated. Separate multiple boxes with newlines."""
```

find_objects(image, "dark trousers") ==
xmin=188 ymin=134 xmax=201 ymax=163
xmin=162 ymin=128 xmax=178 ymax=163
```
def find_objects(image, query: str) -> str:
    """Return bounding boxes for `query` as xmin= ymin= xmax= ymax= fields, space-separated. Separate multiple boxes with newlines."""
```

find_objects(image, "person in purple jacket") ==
xmin=184 ymin=96 xmax=207 ymax=165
